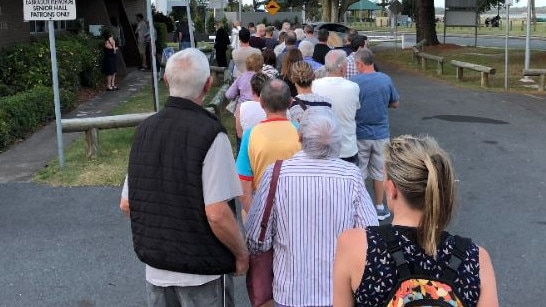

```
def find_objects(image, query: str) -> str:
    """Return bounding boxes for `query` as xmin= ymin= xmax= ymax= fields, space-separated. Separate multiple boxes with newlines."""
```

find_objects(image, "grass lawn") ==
xmin=33 ymin=81 xmax=232 ymax=187
xmin=374 ymin=44 xmax=546 ymax=92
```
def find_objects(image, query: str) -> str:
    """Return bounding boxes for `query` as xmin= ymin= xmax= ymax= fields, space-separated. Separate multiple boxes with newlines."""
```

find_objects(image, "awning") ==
xmin=348 ymin=0 xmax=383 ymax=11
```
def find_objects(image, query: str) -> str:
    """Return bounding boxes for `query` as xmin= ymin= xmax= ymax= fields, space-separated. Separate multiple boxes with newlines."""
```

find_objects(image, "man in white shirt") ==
xmin=312 ymin=49 xmax=360 ymax=164
xmin=231 ymin=28 xmax=261 ymax=78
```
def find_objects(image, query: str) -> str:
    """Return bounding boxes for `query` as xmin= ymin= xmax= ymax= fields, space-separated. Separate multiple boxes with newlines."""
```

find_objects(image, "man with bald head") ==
xmin=236 ymin=79 xmax=301 ymax=216
xmin=121 ymin=48 xmax=248 ymax=306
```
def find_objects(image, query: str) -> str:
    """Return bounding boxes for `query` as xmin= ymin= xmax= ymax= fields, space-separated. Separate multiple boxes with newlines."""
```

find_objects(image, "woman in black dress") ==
xmin=214 ymin=21 xmax=231 ymax=67
xmin=102 ymin=30 xmax=118 ymax=91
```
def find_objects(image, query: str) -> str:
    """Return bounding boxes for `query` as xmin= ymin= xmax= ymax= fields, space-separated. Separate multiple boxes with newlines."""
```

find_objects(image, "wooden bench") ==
xmin=61 ymin=113 xmax=155 ymax=159
xmin=412 ymin=49 xmax=445 ymax=75
xmin=450 ymin=60 xmax=496 ymax=88
xmin=523 ymin=69 xmax=546 ymax=91
xmin=205 ymin=83 xmax=230 ymax=117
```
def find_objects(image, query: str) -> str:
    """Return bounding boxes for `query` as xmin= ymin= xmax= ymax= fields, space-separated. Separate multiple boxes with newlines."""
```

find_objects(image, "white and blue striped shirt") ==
xmin=245 ymin=151 xmax=378 ymax=307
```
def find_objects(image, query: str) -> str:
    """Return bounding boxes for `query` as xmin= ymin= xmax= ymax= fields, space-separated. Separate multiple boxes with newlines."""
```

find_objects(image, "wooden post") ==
xmin=456 ymin=67 xmax=464 ymax=81
xmin=85 ymin=128 xmax=99 ymax=159
xmin=421 ymin=57 xmax=427 ymax=71
xmin=437 ymin=62 xmax=443 ymax=75
xmin=481 ymin=72 xmax=489 ymax=88
xmin=540 ymin=74 xmax=545 ymax=92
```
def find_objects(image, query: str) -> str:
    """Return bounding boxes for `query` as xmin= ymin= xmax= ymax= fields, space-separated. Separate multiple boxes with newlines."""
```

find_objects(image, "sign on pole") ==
xmin=23 ymin=0 xmax=77 ymax=168
xmin=23 ymin=0 xmax=77 ymax=21
xmin=265 ymin=0 xmax=280 ymax=15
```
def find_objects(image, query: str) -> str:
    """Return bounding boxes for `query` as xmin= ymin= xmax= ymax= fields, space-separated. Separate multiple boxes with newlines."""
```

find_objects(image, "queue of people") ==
xmin=117 ymin=20 xmax=499 ymax=307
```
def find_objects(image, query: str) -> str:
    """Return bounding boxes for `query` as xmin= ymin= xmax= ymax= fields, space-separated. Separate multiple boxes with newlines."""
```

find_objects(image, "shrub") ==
xmin=154 ymin=22 xmax=168 ymax=53
xmin=0 ymin=33 xmax=102 ymax=93
xmin=0 ymin=87 xmax=75 ymax=149
xmin=207 ymin=14 xmax=216 ymax=34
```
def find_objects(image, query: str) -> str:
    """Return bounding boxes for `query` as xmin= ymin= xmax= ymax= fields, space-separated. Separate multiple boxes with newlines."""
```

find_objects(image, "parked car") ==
xmin=307 ymin=22 xmax=351 ymax=38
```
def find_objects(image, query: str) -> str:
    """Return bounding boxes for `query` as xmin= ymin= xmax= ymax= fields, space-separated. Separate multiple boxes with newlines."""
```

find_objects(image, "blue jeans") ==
xmin=179 ymin=41 xmax=191 ymax=51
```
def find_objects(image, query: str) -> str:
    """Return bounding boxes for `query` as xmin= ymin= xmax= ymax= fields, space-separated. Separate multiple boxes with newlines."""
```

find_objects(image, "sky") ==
xmin=434 ymin=0 xmax=546 ymax=8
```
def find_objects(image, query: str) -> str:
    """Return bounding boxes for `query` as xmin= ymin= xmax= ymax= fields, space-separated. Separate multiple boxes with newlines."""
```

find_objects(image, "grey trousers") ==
xmin=145 ymin=275 xmax=234 ymax=307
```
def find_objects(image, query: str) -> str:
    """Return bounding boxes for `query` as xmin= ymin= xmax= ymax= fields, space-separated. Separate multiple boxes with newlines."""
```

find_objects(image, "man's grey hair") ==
xmin=165 ymin=48 xmax=210 ymax=100
xmin=299 ymin=108 xmax=342 ymax=159
xmin=298 ymin=40 xmax=314 ymax=57
xmin=354 ymin=48 xmax=374 ymax=66
xmin=324 ymin=49 xmax=347 ymax=73
xmin=260 ymin=79 xmax=292 ymax=113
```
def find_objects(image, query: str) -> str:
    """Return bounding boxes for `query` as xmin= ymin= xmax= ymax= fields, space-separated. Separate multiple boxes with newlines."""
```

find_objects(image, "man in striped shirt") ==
xmin=245 ymin=108 xmax=378 ymax=307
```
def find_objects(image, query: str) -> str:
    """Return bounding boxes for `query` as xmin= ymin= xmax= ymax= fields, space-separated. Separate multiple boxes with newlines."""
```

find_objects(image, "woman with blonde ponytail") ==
xmin=333 ymin=135 xmax=499 ymax=307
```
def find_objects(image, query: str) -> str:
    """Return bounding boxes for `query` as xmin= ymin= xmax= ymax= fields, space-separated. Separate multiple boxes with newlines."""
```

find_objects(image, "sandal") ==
xmin=112 ymin=86 xmax=119 ymax=90
xmin=106 ymin=86 xmax=115 ymax=91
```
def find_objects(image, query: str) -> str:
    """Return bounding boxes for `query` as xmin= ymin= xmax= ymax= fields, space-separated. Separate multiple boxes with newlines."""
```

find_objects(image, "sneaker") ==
xmin=376 ymin=207 xmax=391 ymax=221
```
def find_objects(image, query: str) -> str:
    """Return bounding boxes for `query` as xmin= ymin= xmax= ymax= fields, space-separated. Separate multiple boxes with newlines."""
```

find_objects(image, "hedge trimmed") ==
xmin=0 ymin=32 xmax=102 ymax=97
xmin=0 ymin=86 xmax=75 ymax=149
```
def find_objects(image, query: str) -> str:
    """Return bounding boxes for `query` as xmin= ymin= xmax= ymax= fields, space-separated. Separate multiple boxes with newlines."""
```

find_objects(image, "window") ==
xmin=30 ymin=20 xmax=67 ymax=34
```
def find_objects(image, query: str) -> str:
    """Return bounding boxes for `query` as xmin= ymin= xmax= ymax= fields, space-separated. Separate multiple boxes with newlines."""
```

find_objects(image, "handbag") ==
xmin=246 ymin=160 xmax=283 ymax=307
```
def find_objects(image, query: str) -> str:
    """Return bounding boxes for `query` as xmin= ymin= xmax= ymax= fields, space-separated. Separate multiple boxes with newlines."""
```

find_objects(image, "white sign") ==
xmin=23 ymin=0 xmax=77 ymax=21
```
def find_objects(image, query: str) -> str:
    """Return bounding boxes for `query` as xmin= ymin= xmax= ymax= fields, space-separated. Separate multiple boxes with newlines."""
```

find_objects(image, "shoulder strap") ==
xmin=441 ymin=235 xmax=472 ymax=282
xmin=257 ymin=160 xmax=283 ymax=243
xmin=294 ymin=97 xmax=308 ymax=111
xmin=375 ymin=225 xmax=412 ymax=278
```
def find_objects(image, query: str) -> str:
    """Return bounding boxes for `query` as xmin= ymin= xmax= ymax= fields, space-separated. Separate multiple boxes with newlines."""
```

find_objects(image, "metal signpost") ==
xmin=23 ymin=0 xmax=77 ymax=168
xmin=505 ymin=0 xmax=512 ymax=90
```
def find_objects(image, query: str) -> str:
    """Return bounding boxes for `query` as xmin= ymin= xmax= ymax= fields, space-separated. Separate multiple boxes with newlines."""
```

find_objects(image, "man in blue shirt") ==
xmin=350 ymin=49 xmax=399 ymax=221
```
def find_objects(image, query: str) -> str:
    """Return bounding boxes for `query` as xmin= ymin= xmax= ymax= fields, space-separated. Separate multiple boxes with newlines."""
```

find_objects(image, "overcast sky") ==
xmin=434 ymin=0 xmax=545 ymax=8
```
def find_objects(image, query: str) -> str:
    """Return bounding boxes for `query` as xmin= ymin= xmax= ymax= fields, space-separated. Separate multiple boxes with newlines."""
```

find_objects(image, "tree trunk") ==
xmin=331 ymin=0 xmax=339 ymax=22
xmin=322 ymin=0 xmax=332 ymax=21
xmin=416 ymin=0 xmax=439 ymax=45
xmin=339 ymin=0 xmax=359 ymax=21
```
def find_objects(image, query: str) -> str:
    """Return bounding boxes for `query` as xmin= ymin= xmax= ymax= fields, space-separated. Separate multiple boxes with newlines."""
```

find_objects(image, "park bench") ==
xmin=523 ymin=69 xmax=546 ymax=92
xmin=412 ymin=48 xmax=445 ymax=75
xmin=450 ymin=60 xmax=496 ymax=88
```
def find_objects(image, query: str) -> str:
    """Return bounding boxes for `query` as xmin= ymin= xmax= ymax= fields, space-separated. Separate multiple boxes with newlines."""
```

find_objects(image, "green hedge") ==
xmin=0 ymin=33 xmax=102 ymax=96
xmin=154 ymin=22 xmax=168 ymax=53
xmin=0 ymin=86 xmax=75 ymax=149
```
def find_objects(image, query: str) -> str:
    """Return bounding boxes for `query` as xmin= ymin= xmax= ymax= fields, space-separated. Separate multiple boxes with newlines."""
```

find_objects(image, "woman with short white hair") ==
xmin=245 ymin=107 xmax=378 ymax=307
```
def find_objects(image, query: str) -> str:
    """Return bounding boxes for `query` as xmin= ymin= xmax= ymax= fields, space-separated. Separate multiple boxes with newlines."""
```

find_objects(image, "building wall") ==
xmin=0 ymin=2 xmax=31 ymax=49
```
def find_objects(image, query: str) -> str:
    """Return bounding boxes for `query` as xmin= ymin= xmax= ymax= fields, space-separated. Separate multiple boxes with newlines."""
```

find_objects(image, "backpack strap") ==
xmin=441 ymin=235 xmax=472 ymax=282
xmin=294 ymin=97 xmax=308 ymax=111
xmin=375 ymin=225 xmax=412 ymax=278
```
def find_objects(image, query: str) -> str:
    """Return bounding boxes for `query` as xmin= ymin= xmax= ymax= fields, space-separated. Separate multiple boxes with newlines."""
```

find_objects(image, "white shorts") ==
xmin=357 ymin=138 xmax=389 ymax=180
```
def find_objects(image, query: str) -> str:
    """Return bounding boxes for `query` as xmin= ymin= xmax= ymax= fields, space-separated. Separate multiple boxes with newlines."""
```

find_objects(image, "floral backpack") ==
xmin=375 ymin=225 xmax=472 ymax=307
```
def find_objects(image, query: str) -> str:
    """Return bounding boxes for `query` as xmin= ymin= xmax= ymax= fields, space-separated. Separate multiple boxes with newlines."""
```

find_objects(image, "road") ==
xmin=0 ymin=61 xmax=545 ymax=306
xmin=365 ymin=30 xmax=546 ymax=50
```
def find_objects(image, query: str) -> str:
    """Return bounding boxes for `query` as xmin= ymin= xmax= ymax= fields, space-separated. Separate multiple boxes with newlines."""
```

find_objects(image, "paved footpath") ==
xmin=1 ymin=52 xmax=546 ymax=305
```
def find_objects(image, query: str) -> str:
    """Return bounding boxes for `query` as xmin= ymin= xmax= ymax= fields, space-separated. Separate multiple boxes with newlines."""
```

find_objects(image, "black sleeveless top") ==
xmin=354 ymin=226 xmax=481 ymax=307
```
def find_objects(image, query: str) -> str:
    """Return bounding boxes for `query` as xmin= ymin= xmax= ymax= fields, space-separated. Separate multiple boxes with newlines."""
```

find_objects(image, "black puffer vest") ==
xmin=128 ymin=97 xmax=235 ymax=275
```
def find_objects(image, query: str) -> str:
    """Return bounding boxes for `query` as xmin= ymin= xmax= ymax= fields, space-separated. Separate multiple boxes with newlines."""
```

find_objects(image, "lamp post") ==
xmin=521 ymin=0 xmax=533 ymax=82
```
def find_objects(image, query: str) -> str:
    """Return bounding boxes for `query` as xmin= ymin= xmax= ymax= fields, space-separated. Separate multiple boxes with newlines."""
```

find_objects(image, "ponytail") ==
xmin=385 ymin=136 xmax=456 ymax=257
xmin=418 ymin=153 xmax=455 ymax=256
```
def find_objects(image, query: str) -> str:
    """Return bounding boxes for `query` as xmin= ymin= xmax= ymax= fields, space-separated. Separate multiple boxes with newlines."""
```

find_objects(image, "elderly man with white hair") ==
xmin=121 ymin=48 xmax=248 ymax=307
xmin=245 ymin=107 xmax=378 ymax=307
xmin=298 ymin=40 xmax=323 ymax=71
xmin=312 ymin=49 xmax=361 ymax=165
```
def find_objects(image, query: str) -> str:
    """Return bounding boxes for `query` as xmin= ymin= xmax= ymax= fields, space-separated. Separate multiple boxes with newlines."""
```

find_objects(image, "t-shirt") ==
xmin=288 ymin=93 xmax=333 ymax=124
xmin=236 ymin=118 xmax=300 ymax=190
xmin=240 ymin=101 xmax=266 ymax=133
xmin=350 ymin=72 xmax=399 ymax=140
xmin=312 ymin=43 xmax=332 ymax=65
xmin=232 ymin=46 xmax=262 ymax=77
xmin=312 ymin=76 xmax=361 ymax=158
xmin=122 ymin=132 xmax=242 ymax=287
xmin=136 ymin=20 xmax=149 ymax=43
xmin=249 ymin=36 xmax=266 ymax=50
